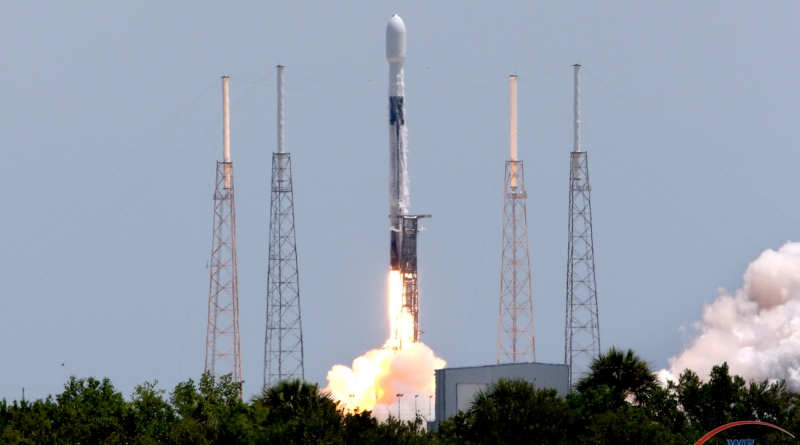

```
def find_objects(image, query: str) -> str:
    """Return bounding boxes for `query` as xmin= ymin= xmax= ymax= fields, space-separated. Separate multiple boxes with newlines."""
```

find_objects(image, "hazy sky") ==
xmin=2 ymin=1 xmax=800 ymax=400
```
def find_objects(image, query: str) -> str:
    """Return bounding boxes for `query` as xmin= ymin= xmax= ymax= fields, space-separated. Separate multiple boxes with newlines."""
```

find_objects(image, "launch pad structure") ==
xmin=205 ymin=76 xmax=242 ymax=384
xmin=264 ymin=66 xmax=305 ymax=387
xmin=565 ymin=64 xmax=600 ymax=386
xmin=498 ymin=75 xmax=536 ymax=364
xmin=390 ymin=213 xmax=430 ymax=348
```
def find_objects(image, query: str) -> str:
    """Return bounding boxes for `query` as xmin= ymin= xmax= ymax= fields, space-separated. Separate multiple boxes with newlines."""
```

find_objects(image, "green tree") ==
xmin=250 ymin=379 xmax=342 ymax=444
xmin=52 ymin=376 xmax=131 ymax=444
xmin=731 ymin=378 xmax=791 ymax=430
xmin=676 ymin=364 xmax=796 ymax=444
xmin=576 ymin=347 xmax=658 ymax=405
xmin=371 ymin=415 xmax=434 ymax=445
xmin=0 ymin=397 xmax=58 ymax=445
xmin=169 ymin=372 xmax=249 ymax=445
xmin=646 ymin=380 xmax=692 ymax=439
xmin=340 ymin=410 xmax=380 ymax=444
xmin=577 ymin=404 xmax=677 ymax=445
xmin=129 ymin=381 xmax=177 ymax=444
xmin=566 ymin=384 xmax=626 ymax=420
xmin=566 ymin=380 xmax=685 ymax=443
xmin=437 ymin=378 xmax=572 ymax=445
xmin=4 ymin=359 xmax=800 ymax=445
xmin=676 ymin=364 xmax=744 ymax=432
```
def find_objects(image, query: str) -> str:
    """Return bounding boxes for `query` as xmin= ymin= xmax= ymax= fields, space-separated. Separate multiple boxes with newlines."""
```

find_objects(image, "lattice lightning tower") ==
xmin=205 ymin=76 xmax=242 ymax=383
xmin=565 ymin=64 xmax=600 ymax=386
xmin=498 ymin=75 xmax=536 ymax=364
xmin=264 ymin=66 xmax=304 ymax=387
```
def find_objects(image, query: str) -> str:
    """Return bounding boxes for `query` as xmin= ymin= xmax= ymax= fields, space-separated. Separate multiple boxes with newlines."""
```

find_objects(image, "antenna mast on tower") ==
xmin=205 ymin=76 xmax=242 ymax=384
xmin=264 ymin=65 xmax=304 ymax=387
xmin=498 ymin=75 xmax=536 ymax=364
xmin=565 ymin=64 xmax=600 ymax=386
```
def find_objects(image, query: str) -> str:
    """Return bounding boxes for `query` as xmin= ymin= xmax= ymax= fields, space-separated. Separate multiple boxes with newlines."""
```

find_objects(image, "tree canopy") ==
xmin=438 ymin=349 xmax=798 ymax=445
xmin=1 ymin=351 xmax=798 ymax=444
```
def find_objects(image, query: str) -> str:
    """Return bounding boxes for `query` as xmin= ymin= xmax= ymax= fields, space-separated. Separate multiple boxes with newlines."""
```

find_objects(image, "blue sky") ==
xmin=1 ymin=1 xmax=799 ymax=400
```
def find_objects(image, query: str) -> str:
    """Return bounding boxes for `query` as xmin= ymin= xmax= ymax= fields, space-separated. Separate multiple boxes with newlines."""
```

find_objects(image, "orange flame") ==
xmin=325 ymin=271 xmax=445 ymax=418
xmin=387 ymin=270 xmax=416 ymax=350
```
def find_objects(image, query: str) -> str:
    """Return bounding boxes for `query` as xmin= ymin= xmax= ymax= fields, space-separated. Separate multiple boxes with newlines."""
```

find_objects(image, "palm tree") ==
xmin=576 ymin=347 xmax=657 ymax=405
xmin=253 ymin=379 xmax=339 ymax=422
xmin=463 ymin=379 xmax=571 ymax=444
xmin=252 ymin=379 xmax=343 ymax=443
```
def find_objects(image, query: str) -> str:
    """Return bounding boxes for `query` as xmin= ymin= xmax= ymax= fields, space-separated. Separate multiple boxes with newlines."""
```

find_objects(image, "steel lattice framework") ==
xmin=498 ymin=160 xmax=536 ymax=364
xmin=264 ymin=152 xmax=304 ymax=387
xmin=205 ymin=160 xmax=242 ymax=383
xmin=389 ymin=214 xmax=429 ymax=350
xmin=565 ymin=64 xmax=600 ymax=387
xmin=398 ymin=216 xmax=420 ymax=344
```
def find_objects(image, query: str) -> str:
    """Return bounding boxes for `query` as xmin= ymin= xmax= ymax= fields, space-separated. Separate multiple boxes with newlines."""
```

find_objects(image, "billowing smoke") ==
xmin=662 ymin=241 xmax=800 ymax=389
xmin=325 ymin=271 xmax=444 ymax=421
xmin=326 ymin=339 xmax=445 ymax=421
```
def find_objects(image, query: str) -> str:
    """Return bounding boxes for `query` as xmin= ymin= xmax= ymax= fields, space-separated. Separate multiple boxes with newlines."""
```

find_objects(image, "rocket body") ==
xmin=386 ymin=14 xmax=419 ymax=349
xmin=387 ymin=14 xmax=408 ymax=270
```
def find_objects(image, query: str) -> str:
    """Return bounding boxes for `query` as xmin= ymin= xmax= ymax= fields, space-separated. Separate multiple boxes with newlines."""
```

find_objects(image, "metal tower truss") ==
xmin=565 ymin=64 xmax=600 ymax=387
xmin=264 ymin=152 xmax=304 ymax=387
xmin=498 ymin=160 xmax=536 ymax=364
xmin=205 ymin=160 xmax=242 ymax=383
xmin=399 ymin=216 xmax=419 ymax=344
xmin=390 ymin=214 xmax=429 ymax=348
xmin=565 ymin=150 xmax=600 ymax=386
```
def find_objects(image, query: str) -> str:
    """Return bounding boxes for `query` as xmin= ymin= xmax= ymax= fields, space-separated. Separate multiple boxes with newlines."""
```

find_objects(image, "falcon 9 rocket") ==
xmin=386 ymin=14 xmax=428 ymax=350
xmin=387 ymin=14 xmax=408 ymax=269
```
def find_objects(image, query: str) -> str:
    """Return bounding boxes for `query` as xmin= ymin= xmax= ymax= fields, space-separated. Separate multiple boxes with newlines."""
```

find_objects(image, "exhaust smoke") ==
xmin=661 ymin=241 xmax=800 ymax=389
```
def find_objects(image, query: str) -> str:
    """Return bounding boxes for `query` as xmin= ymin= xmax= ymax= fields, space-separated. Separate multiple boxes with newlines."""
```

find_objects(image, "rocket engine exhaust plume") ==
xmin=325 ymin=270 xmax=444 ymax=418
xmin=661 ymin=241 xmax=800 ymax=389
xmin=326 ymin=339 xmax=445 ymax=420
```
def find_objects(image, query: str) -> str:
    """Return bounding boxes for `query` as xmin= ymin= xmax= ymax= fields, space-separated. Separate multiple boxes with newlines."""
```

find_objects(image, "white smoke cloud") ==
xmin=664 ymin=241 xmax=800 ymax=389
xmin=326 ymin=341 xmax=445 ymax=421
